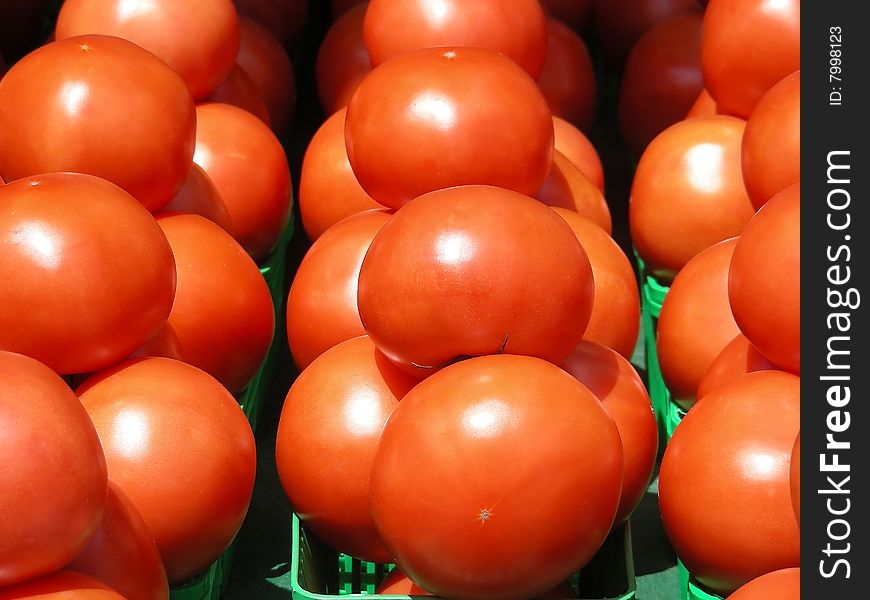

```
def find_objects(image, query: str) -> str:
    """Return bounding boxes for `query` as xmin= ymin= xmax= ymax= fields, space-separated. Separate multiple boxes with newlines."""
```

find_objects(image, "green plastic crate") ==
xmin=677 ymin=562 xmax=723 ymax=600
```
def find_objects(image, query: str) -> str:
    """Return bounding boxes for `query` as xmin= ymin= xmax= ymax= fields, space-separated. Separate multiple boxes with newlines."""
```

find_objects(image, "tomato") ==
xmin=553 ymin=210 xmax=639 ymax=358
xmin=194 ymin=102 xmax=292 ymax=259
xmin=0 ymin=36 xmax=195 ymax=212
xmin=685 ymin=89 xmax=729 ymax=119
xmin=728 ymin=568 xmax=801 ymax=600
xmin=618 ymin=11 xmax=704 ymax=156
xmin=657 ymin=239 xmax=740 ymax=409
xmin=299 ymin=107 xmax=383 ymax=241
xmin=157 ymin=214 xmax=275 ymax=394
xmin=346 ymin=47 xmax=553 ymax=210
xmin=203 ymin=64 xmax=271 ymax=125
xmin=553 ymin=116 xmax=605 ymax=191
xmin=537 ymin=19 xmax=596 ymax=132
xmin=728 ymin=184 xmax=800 ymax=373
xmin=237 ymin=17 xmax=296 ymax=133
xmin=741 ymin=71 xmax=800 ymax=209
xmin=696 ymin=334 xmax=776 ymax=400
xmin=370 ymin=355 xmax=623 ymax=600
xmin=0 ymin=571 xmax=124 ymax=600
xmin=594 ymin=0 xmax=698 ymax=67
xmin=0 ymin=352 xmax=107 ymax=587
xmin=363 ymin=0 xmax=548 ymax=78
xmin=790 ymin=433 xmax=800 ymax=526
xmin=332 ymin=0 xmax=366 ymax=18
xmin=276 ymin=336 xmax=416 ymax=562
xmin=234 ymin=0 xmax=308 ymax=48
xmin=535 ymin=151 xmax=612 ymax=234
xmin=629 ymin=116 xmax=754 ymax=281
xmin=540 ymin=0 xmax=594 ymax=32
xmin=316 ymin=2 xmax=371 ymax=115
xmin=287 ymin=210 xmax=391 ymax=370
xmin=659 ymin=372 xmax=801 ymax=595
xmin=377 ymin=570 xmax=575 ymax=598
xmin=701 ymin=0 xmax=800 ymax=117
xmin=130 ymin=323 xmax=184 ymax=362
xmin=159 ymin=163 xmax=233 ymax=233
xmin=69 ymin=483 xmax=169 ymax=600
xmin=78 ymin=357 xmax=257 ymax=585
xmin=358 ymin=186 xmax=594 ymax=377
xmin=562 ymin=342 xmax=657 ymax=523
xmin=0 ymin=173 xmax=176 ymax=374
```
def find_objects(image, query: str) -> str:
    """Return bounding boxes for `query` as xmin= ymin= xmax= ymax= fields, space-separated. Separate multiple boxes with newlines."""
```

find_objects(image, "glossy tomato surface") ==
xmin=535 ymin=151 xmax=612 ymax=234
xmin=685 ymin=88 xmax=729 ymax=119
xmin=234 ymin=0 xmax=309 ymax=48
xmin=203 ymin=64 xmax=271 ymax=125
xmin=553 ymin=116 xmax=605 ymax=191
xmin=696 ymin=334 xmax=777 ymax=399
xmin=537 ymin=18 xmax=596 ymax=132
xmin=790 ymin=433 xmax=800 ymax=526
xmin=370 ymin=355 xmax=623 ymax=600
xmin=316 ymin=2 xmax=371 ymax=115
xmin=129 ymin=323 xmax=185 ymax=362
xmin=728 ymin=568 xmax=800 ymax=600
xmin=594 ymin=0 xmax=697 ymax=67
xmin=0 ymin=571 xmax=125 ymax=600
xmin=159 ymin=163 xmax=233 ymax=233
xmin=237 ymin=17 xmax=296 ymax=133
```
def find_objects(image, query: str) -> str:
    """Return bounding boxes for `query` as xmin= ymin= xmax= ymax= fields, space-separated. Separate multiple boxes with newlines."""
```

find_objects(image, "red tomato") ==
xmin=0 ymin=571 xmax=124 ymax=600
xmin=728 ymin=184 xmax=800 ymax=373
xmin=346 ymin=47 xmax=553 ymax=209
xmin=377 ymin=570 xmax=576 ymax=598
xmin=594 ymin=0 xmax=698 ymax=67
xmin=728 ymin=568 xmax=800 ymax=600
xmin=159 ymin=163 xmax=233 ymax=233
xmin=79 ymin=357 xmax=257 ymax=584
xmin=553 ymin=209 xmax=639 ymax=358
xmin=363 ymin=0 xmax=548 ymax=78
xmin=657 ymin=239 xmax=741 ymax=409
xmin=537 ymin=19 xmax=596 ymax=132
xmin=69 ymin=483 xmax=169 ymax=600
xmin=0 ymin=351 xmax=107 ymax=587
xmin=696 ymin=334 xmax=777 ymax=400
xmin=332 ymin=0 xmax=366 ymax=18
xmin=562 ymin=342 xmax=657 ymax=523
xmin=790 ymin=433 xmax=800 ymax=526
xmin=0 ymin=36 xmax=195 ymax=212
xmin=540 ymin=0 xmax=594 ymax=32
xmin=158 ymin=214 xmax=275 ymax=394
xmin=618 ymin=11 xmax=704 ymax=156
xmin=701 ymin=0 xmax=800 ymax=117
xmin=276 ymin=336 xmax=416 ymax=562
xmin=629 ymin=116 xmax=754 ymax=281
xmin=0 ymin=173 xmax=176 ymax=374
xmin=286 ymin=210 xmax=391 ymax=370
xmin=316 ymin=2 xmax=371 ymax=115
xmin=358 ymin=186 xmax=594 ymax=377
xmin=237 ymin=17 xmax=296 ymax=133
xmin=370 ymin=355 xmax=623 ymax=600
xmin=234 ymin=0 xmax=309 ymax=48
xmin=553 ymin=116 xmax=605 ymax=191
xmin=130 ymin=323 xmax=185 ymax=362
xmin=299 ymin=107 xmax=383 ymax=241
xmin=659 ymin=372 xmax=801 ymax=595
xmin=194 ymin=102 xmax=292 ymax=259
xmin=203 ymin=64 xmax=271 ymax=125
xmin=685 ymin=89 xmax=729 ymax=119
xmin=535 ymin=151 xmax=612 ymax=234
xmin=741 ymin=71 xmax=800 ymax=209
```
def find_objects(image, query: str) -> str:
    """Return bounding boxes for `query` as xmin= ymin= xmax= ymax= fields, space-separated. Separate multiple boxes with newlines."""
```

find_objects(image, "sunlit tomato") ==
xmin=364 ymin=0 xmax=547 ymax=78
xmin=594 ymin=0 xmax=698 ymax=67
xmin=358 ymin=186 xmax=594 ymax=378
xmin=287 ymin=210 xmax=391 ymax=370
xmin=537 ymin=19 xmax=596 ymax=132
xmin=377 ymin=570 xmax=576 ymax=598
xmin=701 ymin=0 xmax=800 ymax=117
xmin=741 ymin=71 xmax=800 ymax=209
xmin=0 ymin=173 xmax=176 ymax=374
xmin=159 ymin=164 xmax=232 ymax=233
xmin=276 ymin=336 xmax=416 ymax=562
xmin=685 ymin=89 xmax=729 ymax=119
xmin=158 ymin=214 xmax=275 ymax=394
xmin=69 ymin=483 xmax=169 ymax=600
xmin=194 ymin=102 xmax=292 ymax=259
xmin=234 ymin=0 xmax=309 ymax=48
xmin=299 ymin=107 xmax=383 ymax=241
xmin=370 ymin=355 xmax=623 ymax=600
xmin=203 ymin=64 xmax=271 ymax=125
xmin=659 ymin=372 xmax=801 ymax=595
xmin=237 ymin=17 xmax=296 ymax=133
xmin=657 ymin=239 xmax=740 ymax=409
xmin=629 ymin=116 xmax=754 ymax=281
xmin=535 ymin=151 xmax=612 ymax=234
xmin=618 ymin=12 xmax=703 ymax=156
xmin=0 ymin=36 xmax=195 ymax=211
xmin=728 ymin=184 xmax=800 ymax=373
xmin=129 ymin=323 xmax=184 ymax=362
xmin=553 ymin=210 xmax=639 ymax=358
xmin=696 ymin=334 xmax=776 ymax=400
xmin=540 ymin=0 xmax=594 ymax=32
xmin=79 ymin=357 xmax=257 ymax=585
xmin=316 ymin=2 xmax=371 ymax=115
xmin=790 ymin=433 xmax=800 ymax=526
xmin=553 ymin=117 xmax=604 ymax=191
xmin=729 ymin=568 xmax=800 ymax=600
xmin=0 ymin=351 xmax=107 ymax=587
xmin=0 ymin=571 xmax=125 ymax=600
xmin=346 ymin=47 xmax=552 ymax=210
xmin=563 ymin=342 xmax=657 ymax=523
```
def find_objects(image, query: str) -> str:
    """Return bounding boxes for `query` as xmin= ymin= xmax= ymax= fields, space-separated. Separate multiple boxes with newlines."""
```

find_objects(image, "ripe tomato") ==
xmin=741 ymin=71 xmax=800 ymax=209
xmin=130 ymin=323 xmax=184 ymax=362
xmin=685 ymin=89 xmax=729 ymax=119
xmin=370 ymin=355 xmax=623 ymax=600
xmin=728 ymin=184 xmax=800 ymax=373
xmin=0 ymin=351 xmax=107 ymax=587
xmin=345 ymin=47 xmax=553 ymax=209
xmin=377 ymin=570 xmax=575 ymax=598
xmin=657 ymin=239 xmax=741 ymax=409
xmin=234 ymin=0 xmax=309 ymax=48
xmin=276 ymin=336 xmax=416 ymax=562
xmin=237 ymin=17 xmax=296 ymax=133
xmin=553 ymin=209 xmax=639 ymax=358
xmin=316 ymin=2 xmax=371 ymax=115
xmin=536 ymin=151 xmax=612 ymax=234
xmin=659 ymin=372 xmax=801 ymax=595
xmin=159 ymin=164 xmax=233 ymax=233
xmin=696 ymin=334 xmax=776 ymax=400
xmin=203 ymin=64 xmax=271 ymax=125
xmin=540 ymin=0 xmax=594 ymax=32
xmin=0 ymin=571 xmax=124 ymax=600
xmin=729 ymin=568 xmax=800 ymax=600
xmin=299 ymin=107 xmax=383 ymax=241
xmin=78 ymin=357 xmax=257 ymax=585
xmin=594 ymin=0 xmax=698 ymax=67
xmin=158 ymin=214 xmax=275 ymax=394
xmin=790 ymin=433 xmax=800 ymax=526
xmin=0 ymin=173 xmax=176 ymax=375
xmin=553 ymin=116 xmax=605 ymax=191
xmin=629 ymin=116 xmax=754 ymax=281
xmin=537 ymin=19 xmax=596 ymax=132
xmin=701 ymin=0 xmax=800 ymax=117
xmin=358 ymin=186 xmax=594 ymax=377
xmin=287 ymin=210 xmax=391 ymax=370
xmin=194 ymin=102 xmax=292 ymax=259
xmin=0 ymin=36 xmax=195 ymax=212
